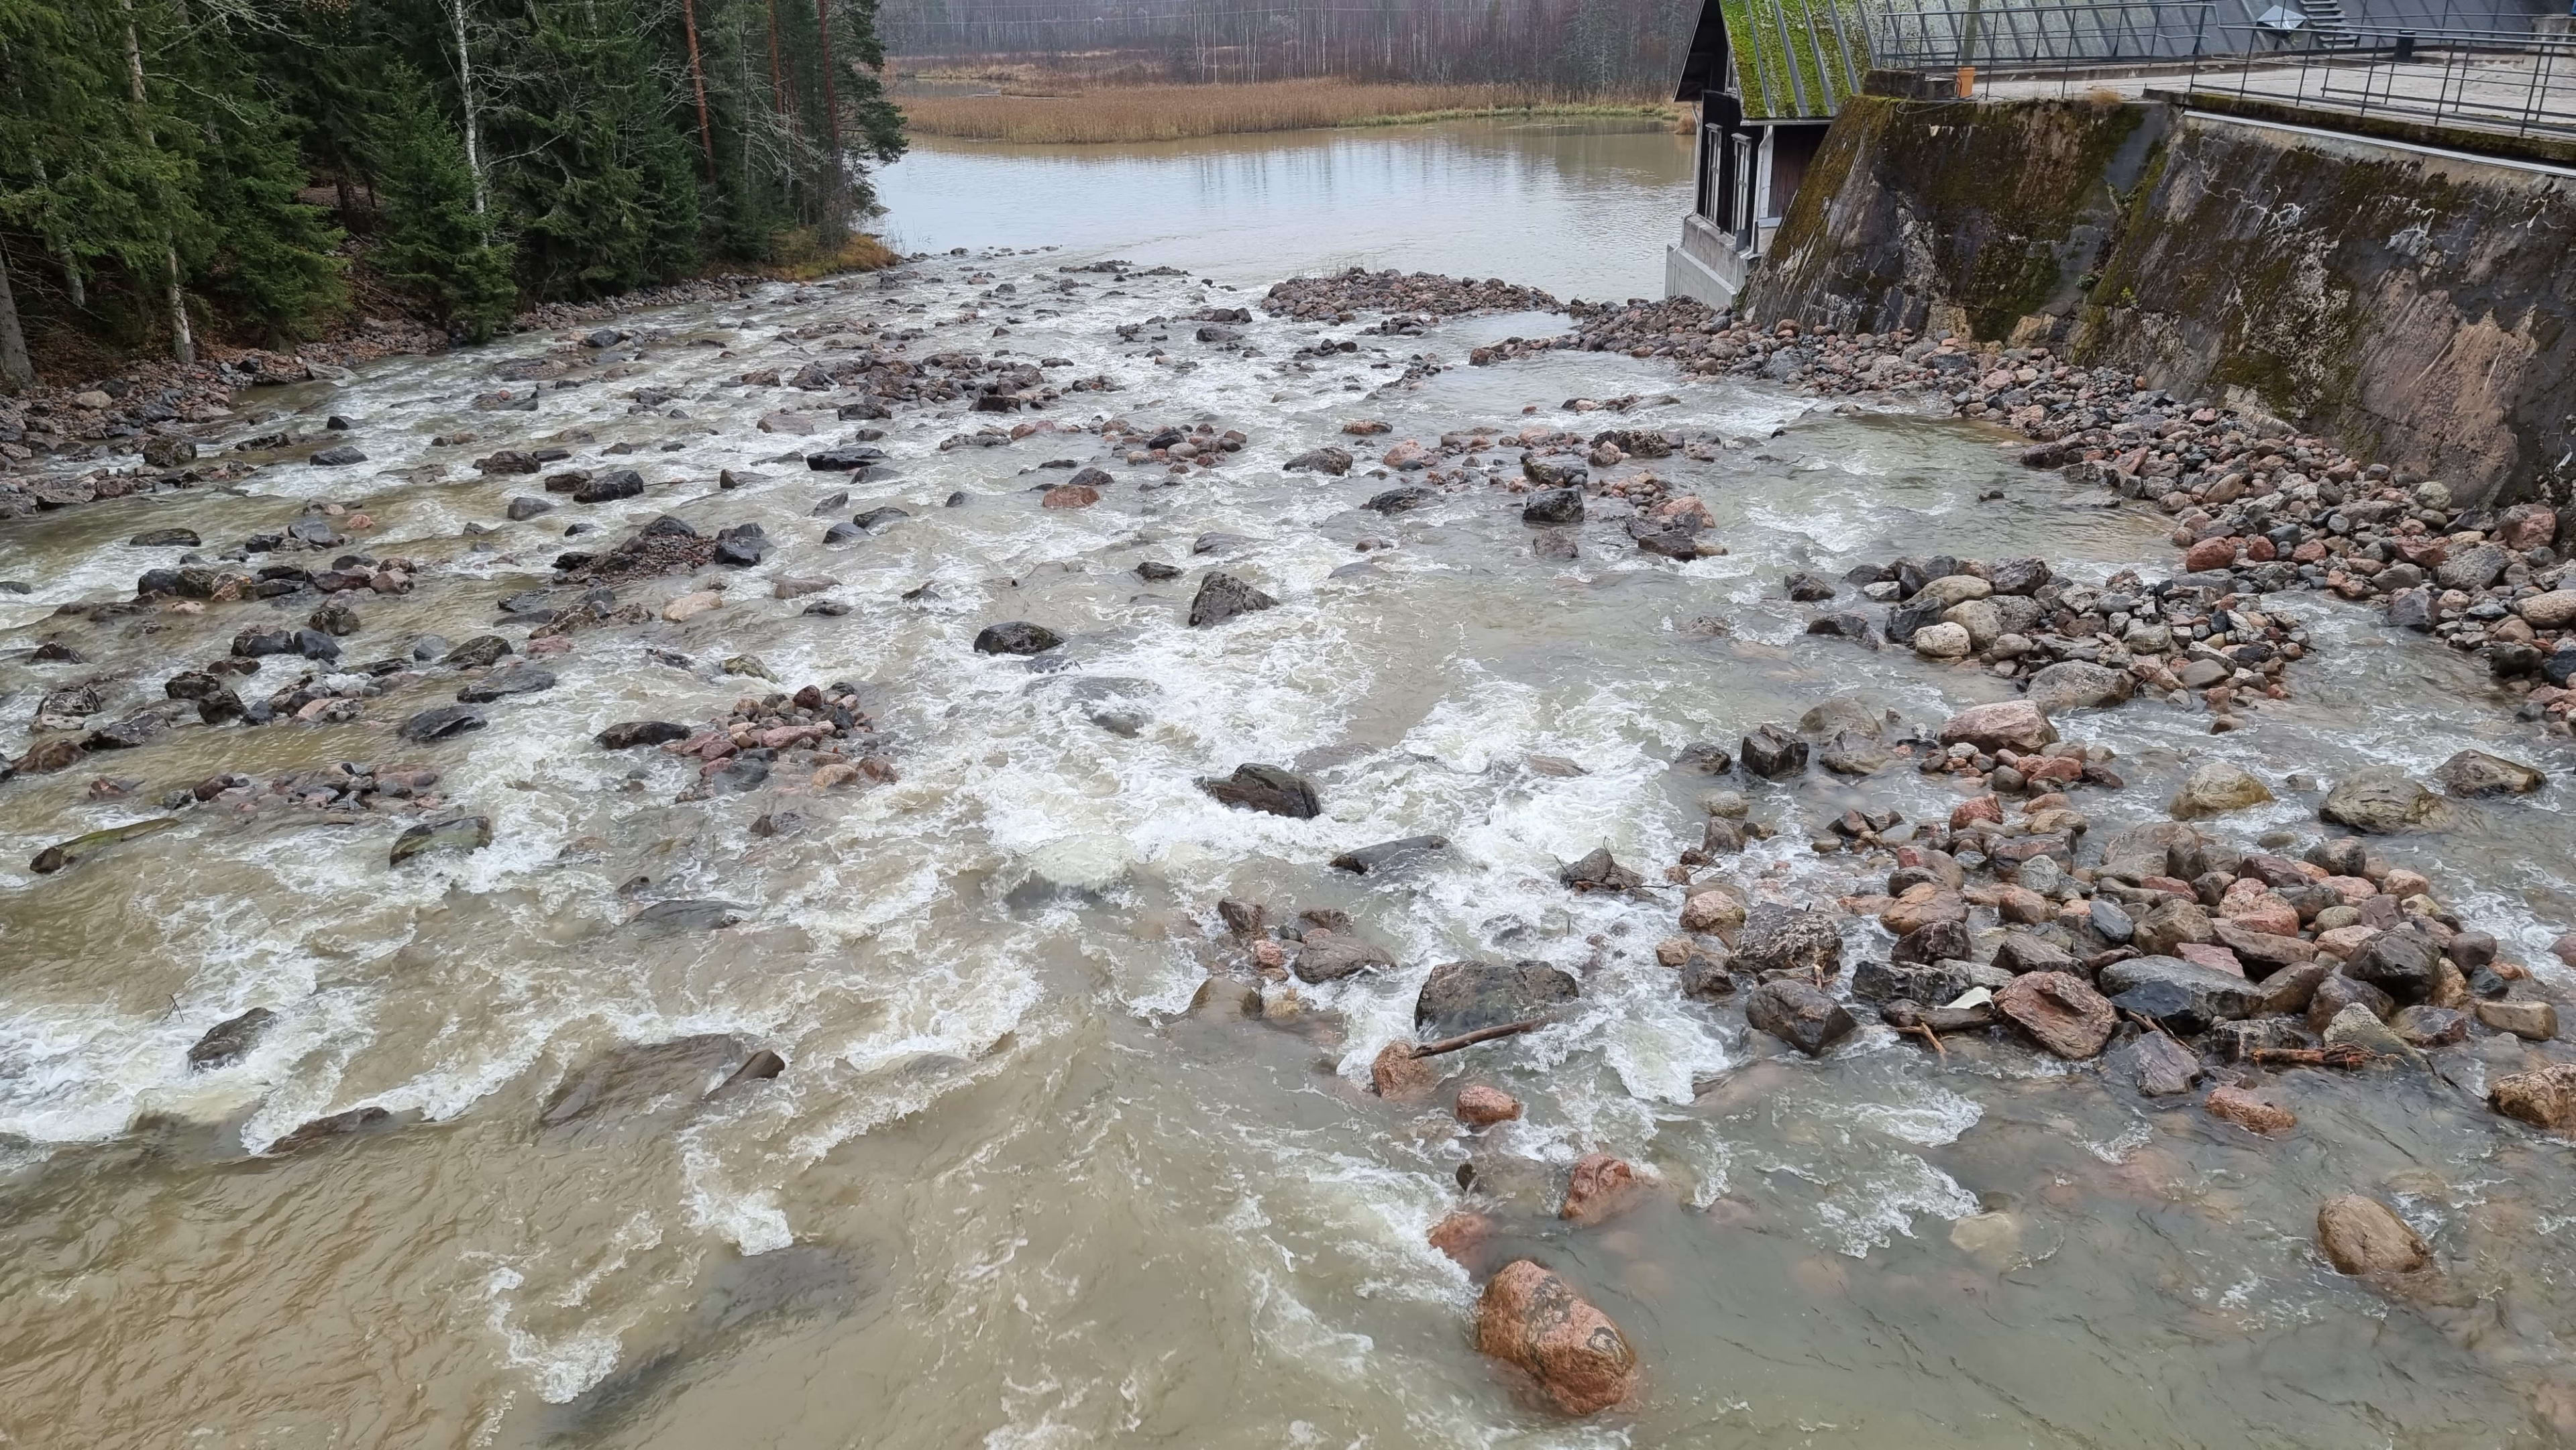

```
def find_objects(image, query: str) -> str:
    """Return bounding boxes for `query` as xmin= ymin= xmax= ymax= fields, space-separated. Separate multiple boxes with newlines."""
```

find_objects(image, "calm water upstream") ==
xmin=2 ymin=119 xmax=2574 ymax=1448
xmin=872 ymin=119 xmax=1695 ymax=299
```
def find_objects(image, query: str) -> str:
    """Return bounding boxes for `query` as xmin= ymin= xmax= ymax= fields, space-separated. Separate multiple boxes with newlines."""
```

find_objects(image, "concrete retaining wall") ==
xmin=1745 ymin=93 xmax=2576 ymax=504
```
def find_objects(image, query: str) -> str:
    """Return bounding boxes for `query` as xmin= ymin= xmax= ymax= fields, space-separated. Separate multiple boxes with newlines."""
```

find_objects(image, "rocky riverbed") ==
xmin=2 ymin=258 xmax=2574 ymax=1446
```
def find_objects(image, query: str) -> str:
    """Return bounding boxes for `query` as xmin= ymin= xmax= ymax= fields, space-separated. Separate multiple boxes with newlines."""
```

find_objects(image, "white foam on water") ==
xmin=1847 ymin=1084 xmax=1985 ymax=1147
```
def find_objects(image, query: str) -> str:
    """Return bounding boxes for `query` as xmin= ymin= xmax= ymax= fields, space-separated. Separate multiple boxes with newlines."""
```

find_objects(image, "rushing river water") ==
xmin=3 ymin=119 xmax=2575 ymax=1448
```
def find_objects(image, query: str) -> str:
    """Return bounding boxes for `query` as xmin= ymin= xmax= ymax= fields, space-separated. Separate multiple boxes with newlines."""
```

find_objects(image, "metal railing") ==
xmin=1857 ymin=0 xmax=2576 ymax=143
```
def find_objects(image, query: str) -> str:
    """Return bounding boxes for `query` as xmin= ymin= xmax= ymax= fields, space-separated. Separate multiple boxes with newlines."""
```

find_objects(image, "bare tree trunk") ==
xmin=682 ymin=0 xmax=715 ymax=180
xmin=0 ymin=235 xmax=34 ymax=394
xmin=812 ymin=0 xmax=843 ymax=236
xmin=119 ymin=0 xmax=193 ymax=364
xmin=449 ymin=0 xmax=489 ymax=214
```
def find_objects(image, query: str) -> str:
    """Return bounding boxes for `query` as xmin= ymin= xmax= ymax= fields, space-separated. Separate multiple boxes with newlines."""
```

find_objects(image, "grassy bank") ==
xmin=898 ymin=79 xmax=1682 ymax=144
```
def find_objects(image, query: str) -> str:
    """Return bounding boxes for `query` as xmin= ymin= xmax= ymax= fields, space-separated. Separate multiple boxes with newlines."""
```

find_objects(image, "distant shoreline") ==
xmin=897 ymin=78 xmax=1683 ymax=145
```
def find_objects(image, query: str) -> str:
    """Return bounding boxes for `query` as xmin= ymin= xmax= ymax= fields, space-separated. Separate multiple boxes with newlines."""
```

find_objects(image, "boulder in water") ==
xmin=1195 ymin=763 xmax=1319 ymax=818
xmin=1472 ymin=1260 xmax=1638 ymax=1415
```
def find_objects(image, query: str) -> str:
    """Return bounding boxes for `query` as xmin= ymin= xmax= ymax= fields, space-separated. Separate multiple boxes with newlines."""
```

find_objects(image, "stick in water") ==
xmin=1408 ymin=1019 xmax=1546 ymax=1058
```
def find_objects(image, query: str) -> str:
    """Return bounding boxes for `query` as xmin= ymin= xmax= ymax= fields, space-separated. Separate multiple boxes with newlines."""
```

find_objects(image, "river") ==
xmin=2 ymin=119 xmax=2573 ymax=1447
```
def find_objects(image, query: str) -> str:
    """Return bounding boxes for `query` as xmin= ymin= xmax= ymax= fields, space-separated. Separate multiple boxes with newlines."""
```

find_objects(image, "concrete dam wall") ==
xmin=1745 ymin=93 xmax=2576 ymax=504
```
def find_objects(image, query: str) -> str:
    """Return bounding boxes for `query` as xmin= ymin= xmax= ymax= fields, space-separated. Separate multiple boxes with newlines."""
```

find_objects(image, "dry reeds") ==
xmin=899 ymin=78 xmax=1680 ymax=144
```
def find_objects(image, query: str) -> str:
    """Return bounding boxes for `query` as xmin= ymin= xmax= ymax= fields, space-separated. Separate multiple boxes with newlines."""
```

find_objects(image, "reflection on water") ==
xmin=873 ymin=118 xmax=1693 ymax=299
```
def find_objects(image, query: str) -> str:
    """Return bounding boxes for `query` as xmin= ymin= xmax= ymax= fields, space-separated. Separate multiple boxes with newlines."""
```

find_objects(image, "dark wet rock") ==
xmin=1890 ymin=919 xmax=1973 ymax=966
xmin=1734 ymin=903 xmax=1842 ymax=979
xmin=1522 ymin=488 xmax=1584 ymax=524
xmin=2100 ymin=954 xmax=2264 ymax=1032
xmin=1363 ymin=485 xmax=1438 ymax=514
xmin=390 ymin=814 xmax=494 ymax=865
xmin=851 ymin=506 xmax=910 ymax=531
xmin=2432 ymin=748 xmax=2543 ymax=798
xmin=1853 ymin=957 xmax=2002 ymax=1005
xmin=1188 ymin=571 xmax=1279 ymax=626
xmin=1196 ymin=763 xmax=1319 ymax=818
xmin=806 ymin=444 xmax=888 ymax=471
xmin=2316 ymin=1194 xmax=2431 ymax=1276
xmin=1745 ymin=978 xmax=1856 ymax=1056
xmin=129 ymin=526 xmax=201 ymax=547
xmin=186 ymin=1007 xmax=278 ymax=1070
xmin=706 ymin=756 xmax=770 ymax=793
xmin=1415 ymin=959 xmax=1579 ymax=1038
xmin=1560 ymin=847 xmax=1643 ymax=892
xmin=1783 ymin=570 xmax=1837 ymax=602
xmin=1994 ymin=970 xmax=2116 ymax=1058
xmin=411 ymin=634 xmax=453 ymax=661
xmin=1136 ymin=560 xmax=1182 ymax=581
xmin=598 ymin=720 xmax=690 ymax=749
xmin=1738 ymin=723 xmax=1807 ymax=779
xmin=444 ymin=634 xmax=513 ymax=668
xmin=2320 ymin=767 xmax=2447 ymax=833
xmin=1472 ymin=1259 xmax=1636 ymax=1416
xmin=1994 ymin=931 xmax=2079 ymax=974
xmin=573 ymin=469 xmax=647 ymax=504
xmin=1805 ymin=612 xmax=1879 ymax=647
xmin=1988 ymin=557 xmax=2053 ymax=595
xmin=164 ymin=670 xmax=245 ymax=724
xmin=398 ymin=705 xmax=488 ymax=743
xmin=507 ymin=496 xmax=556 ymax=521
xmin=712 ymin=524 xmax=771 ymax=566
xmin=30 ymin=816 xmax=179 ymax=874
xmin=309 ymin=600 xmax=362 ymax=636
xmin=1284 ymin=446 xmax=1352 ymax=476
xmin=629 ymin=899 xmax=747 ymax=933
xmin=309 ymin=444 xmax=366 ymax=466
xmin=1330 ymin=834 xmax=1450 ymax=874
xmin=1293 ymin=931 xmax=1396 ymax=984
xmin=539 ymin=1034 xmax=765 ymax=1131
xmin=457 ymin=665 xmax=557 ymax=702
xmin=973 ymin=621 xmax=1063 ymax=655
xmin=2343 ymin=926 xmax=2443 ymax=1003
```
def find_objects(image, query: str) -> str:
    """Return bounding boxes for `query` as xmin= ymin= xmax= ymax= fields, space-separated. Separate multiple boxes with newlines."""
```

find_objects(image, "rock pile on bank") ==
xmin=1261 ymin=268 xmax=1558 ymax=323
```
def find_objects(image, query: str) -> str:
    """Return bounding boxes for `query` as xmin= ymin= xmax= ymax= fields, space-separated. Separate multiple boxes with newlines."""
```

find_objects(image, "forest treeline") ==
xmin=0 ymin=0 xmax=907 ymax=390
xmin=880 ymin=0 xmax=1701 ymax=96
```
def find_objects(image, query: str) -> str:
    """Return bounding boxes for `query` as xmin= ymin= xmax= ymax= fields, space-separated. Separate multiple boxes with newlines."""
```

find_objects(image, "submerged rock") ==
xmin=2489 ymin=1062 xmax=2576 ymax=1131
xmin=1329 ymin=834 xmax=1449 ymax=874
xmin=2320 ymin=766 xmax=2447 ymax=833
xmin=2316 ymin=1194 xmax=2431 ymax=1276
xmin=30 ymin=816 xmax=179 ymax=874
xmin=390 ymin=814 xmax=493 ymax=866
xmin=398 ymin=705 xmax=487 ymax=743
xmin=539 ymin=1034 xmax=767 ymax=1131
xmin=1472 ymin=1260 xmax=1638 ymax=1416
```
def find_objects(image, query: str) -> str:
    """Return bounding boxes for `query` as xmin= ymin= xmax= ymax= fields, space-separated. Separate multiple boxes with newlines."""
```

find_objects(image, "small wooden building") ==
xmin=1666 ymin=0 xmax=1870 ymax=308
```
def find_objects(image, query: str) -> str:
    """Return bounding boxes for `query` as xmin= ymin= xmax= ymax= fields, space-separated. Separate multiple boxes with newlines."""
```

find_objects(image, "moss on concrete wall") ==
xmin=1747 ymin=93 xmax=2157 ymax=341
xmin=1754 ymin=95 xmax=2576 ymax=502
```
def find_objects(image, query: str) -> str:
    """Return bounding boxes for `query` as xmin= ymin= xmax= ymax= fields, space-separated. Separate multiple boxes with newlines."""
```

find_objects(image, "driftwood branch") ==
xmin=1409 ymin=1019 xmax=1545 ymax=1058
xmin=2251 ymin=1044 xmax=2374 ymax=1070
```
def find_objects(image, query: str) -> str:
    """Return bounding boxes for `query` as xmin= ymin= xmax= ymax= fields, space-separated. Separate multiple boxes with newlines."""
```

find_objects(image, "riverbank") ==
xmin=0 ymin=241 xmax=897 ymax=485
xmin=897 ymin=78 xmax=1682 ymax=144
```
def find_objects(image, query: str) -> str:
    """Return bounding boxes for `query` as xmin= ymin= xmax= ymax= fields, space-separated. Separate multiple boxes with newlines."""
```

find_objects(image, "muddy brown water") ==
xmin=3 ymin=121 xmax=2575 ymax=1447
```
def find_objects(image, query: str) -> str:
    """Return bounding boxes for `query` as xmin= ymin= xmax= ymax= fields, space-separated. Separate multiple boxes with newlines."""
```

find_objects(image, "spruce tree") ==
xmin=366 ymin=62 xmax=515 ymax=340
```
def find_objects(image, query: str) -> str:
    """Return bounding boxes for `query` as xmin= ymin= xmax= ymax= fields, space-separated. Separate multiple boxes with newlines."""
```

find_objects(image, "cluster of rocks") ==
xmin=2116 ymin=462 xmax=2576 ymax=732
xmin=598 ymin=683 xmax=892 ymax=799
xmin=1260 ymin=268 xmax=1558 ymax=324
xmin=1797 ymin=552 xmax=2306 ymax=728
